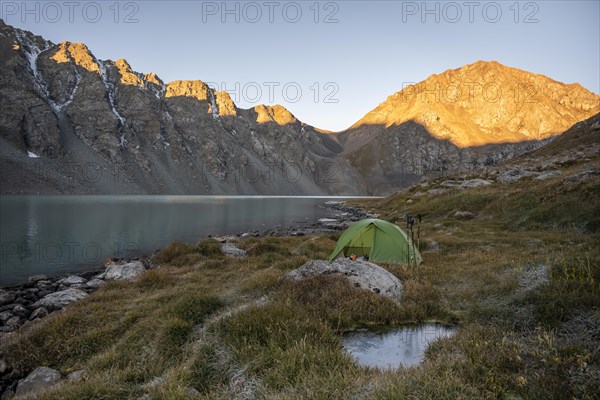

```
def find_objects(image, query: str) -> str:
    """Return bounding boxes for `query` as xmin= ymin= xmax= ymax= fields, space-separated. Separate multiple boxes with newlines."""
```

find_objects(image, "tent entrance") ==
xmin=342 ymin=224 xmax=374 ymax=258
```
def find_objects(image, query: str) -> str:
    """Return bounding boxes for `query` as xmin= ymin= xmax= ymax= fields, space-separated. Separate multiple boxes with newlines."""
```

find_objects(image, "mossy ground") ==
xmin=1 ymin=172 xmax=599 ymax=399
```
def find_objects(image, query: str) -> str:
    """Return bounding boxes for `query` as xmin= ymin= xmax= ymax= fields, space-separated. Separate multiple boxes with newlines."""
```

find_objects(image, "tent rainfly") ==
xmin=329 ymin=218 xmax=423 ymax=265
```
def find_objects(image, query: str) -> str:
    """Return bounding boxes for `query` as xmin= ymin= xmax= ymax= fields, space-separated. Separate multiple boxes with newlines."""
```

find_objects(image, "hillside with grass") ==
xmin=0 ymin=116 xmax=599 ymax=399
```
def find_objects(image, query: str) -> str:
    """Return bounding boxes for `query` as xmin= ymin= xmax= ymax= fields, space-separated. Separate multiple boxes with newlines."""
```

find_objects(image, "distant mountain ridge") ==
xmin=1 ymin=20 xmax=598 ymax=195
xmin=349 ymin=60 xmax=599 ymax=147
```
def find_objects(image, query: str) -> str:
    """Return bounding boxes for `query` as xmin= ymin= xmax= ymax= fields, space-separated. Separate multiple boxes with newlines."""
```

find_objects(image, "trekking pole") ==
xmin=406 ymin=214 xmax=410 ymax=265
xmin=417 ymin=214 xmax=422 ymax=251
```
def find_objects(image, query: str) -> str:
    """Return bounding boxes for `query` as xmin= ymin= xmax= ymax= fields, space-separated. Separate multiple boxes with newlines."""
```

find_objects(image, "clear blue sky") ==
xmin=3 ymin=0 xmax=599 ymax=131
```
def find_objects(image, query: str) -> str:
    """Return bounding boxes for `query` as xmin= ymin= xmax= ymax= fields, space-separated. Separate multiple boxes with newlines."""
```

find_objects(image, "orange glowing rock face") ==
xmin=254 ymin=104 xmax=298 ymax=125
xmin=351 ymin=61 xmax=600 ymax=147
xmin=50 ymin=41 xmax=99 ymax=73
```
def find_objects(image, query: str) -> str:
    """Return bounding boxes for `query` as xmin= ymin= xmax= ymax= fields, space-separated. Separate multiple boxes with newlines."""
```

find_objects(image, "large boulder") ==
xmin=285 ymin=259 xmax=403 ymax=302
xmin=32 ymin=288 xmax=88 ymax=309
xmin=15 ymin=366 xmax=61 ymax=396
xmin=105 ymin=261 xmax=146 ymax=281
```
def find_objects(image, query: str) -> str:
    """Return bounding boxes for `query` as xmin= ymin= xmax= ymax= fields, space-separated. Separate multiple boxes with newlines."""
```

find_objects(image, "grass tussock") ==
xmin=527 ymin=254 xmax=600 ymax=328
xmin=153 ymin=239 xmax=224 ymax=267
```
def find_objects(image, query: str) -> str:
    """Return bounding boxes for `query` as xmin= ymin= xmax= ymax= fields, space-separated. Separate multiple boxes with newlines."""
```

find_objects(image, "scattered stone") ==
xmin=212 ymin=235 xmax=237 ymax=243
xmin=27 ymin=275 xmax=49 ymax=284
xmin=459 ymin=178 xmax=492 ymax=189
xmin=186 ymin=387 xmax=201 ymax=397
xmin=441 ymin=180 xmax=459 ymax=187
xmin=427 ymin=188 xmax=447 ymax=196
xmin=0 ymin=311 xmax=14 ymax=323
xmin=318 ymin=218 xmax=338 ymax=223
xmin=105 ymin=261 xmax=146 ymax=281
xmin=66 ymin=369 xmax=85 ymax=382
xmin=86 ymin=279 xmax=105 ymax=289
xmin=285 ymin=259 xmax=403 ymax=302
xmin=0 ymin=290 xmax=16 ymax=306
xmin=58 ymin=275 xmax=87 ymax=285
xmin=0 ymin=360 xmax=8 ymax=374
xmin=423 ymin=239 xmax=440 ymax=253
xmin=534 ymin=170 xmax=562 ymax=180
xmin=6 ymin=316 xmax=20 ymax=327
xmin=37 ymin=289 xmax=53 ymax=298
xmin=11 ymin=304 xmax=28 ymax=317
xmin=498 ymin=169 xmax=536 ymax=183
xmin=93 ymin=272 xmax=107 ymax=280
xmin=454 ymin=211 xmax=476 ymax=219
xmin=32 ymin=289 xmax=88 ymax=309
xmin=15 ymin=367 xmax=61 ymax=397
xmin=221 ymin=243 xmax=248 ymax=258
xmin=29 ymin=307 xmax=49 ymax=320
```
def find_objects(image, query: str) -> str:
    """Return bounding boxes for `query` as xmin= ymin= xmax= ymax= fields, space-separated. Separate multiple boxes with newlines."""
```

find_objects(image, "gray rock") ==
xmin=86 ymin=278 xmax=105 ymax=289
xmin=441 ymin=180 xmax=459 ymax=187
xmin=105 ymin=261 xmax=146 ymax=281
xmin=66 ymin=369 xmax=85 ymax=381
xmin=498 ymin=169 xmax=536 ymax=183
xmin=6 ymin=316 xmax=20 ymax=327
xmin=423 ymin=239 xmax=440 ymax=253
xmin=93 ymin=272 xmax=107 ymax=280
xmin=285 ymin=259 xmax=403 ymax=302
xmin=12 ymin=304 xmax=28 ymax=316
xmin=0 ymin=326 xmax=15 ymax=333
xmin=29 ymin=307 xmax=49 ymax=320
xmin=221 ymin=243 xmax=248 ymax=258
xmin=454 ymin=211 xmax=476 ymax=219
xmin=0 ymin=359 xmax=8 ymax=374
xmin=0 ymin=311 xmax=14 ymax=322
xmin=32 ymin=288 xmax=88 ymax=309
xmin=534 ymin=170 xmax=562 ymax=180
xmin=28 ymin=275 xmax=49 ymax=284
xmin=38 ymin=289 xmax=54 ymax=298
xmin=459 ymin=179 xmax=492 ymax=189
xmin=427 ymin=188 xmax=447 ymax=196
xmin=186 ymin=387 xmax=201 ymax=397
xmin=59 ymin=275 xmax=87 ymax=285
xmin=15 ymin=366 xmax=61 ymax=396
xmin=0 ymin=290 xmax=16 ymax=306
xmin=213 ymin=235 xmax=237 ymax=243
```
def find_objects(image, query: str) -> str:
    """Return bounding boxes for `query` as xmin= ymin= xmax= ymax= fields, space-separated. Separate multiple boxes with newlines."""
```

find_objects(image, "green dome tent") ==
xmin=329 ymin=219 xmax=423 ymax=265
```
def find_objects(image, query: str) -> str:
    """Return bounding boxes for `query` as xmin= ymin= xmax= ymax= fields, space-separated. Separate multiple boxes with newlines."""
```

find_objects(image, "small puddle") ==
xmin=342 ymin=324 xmax=457 ymax=369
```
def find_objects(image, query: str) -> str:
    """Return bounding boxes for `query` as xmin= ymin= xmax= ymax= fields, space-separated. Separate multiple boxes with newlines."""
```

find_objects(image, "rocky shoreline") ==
xmin=0 ymin=201 xmax=371 ymax=397
xmin=230 ymin=200 xmax=377 ymax=238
